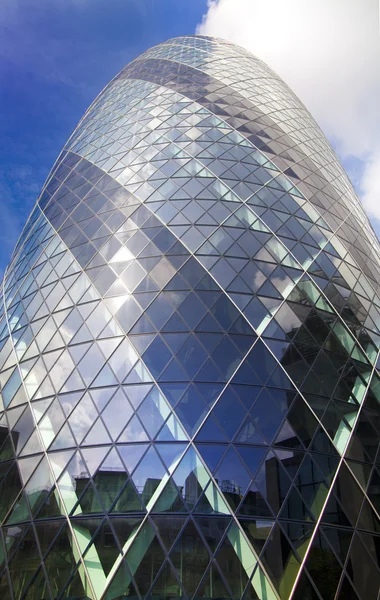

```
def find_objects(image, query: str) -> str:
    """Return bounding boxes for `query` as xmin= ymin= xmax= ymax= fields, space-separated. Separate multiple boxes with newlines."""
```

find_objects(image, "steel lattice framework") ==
xmin=0 ymin=35 xmax=379 ymax=600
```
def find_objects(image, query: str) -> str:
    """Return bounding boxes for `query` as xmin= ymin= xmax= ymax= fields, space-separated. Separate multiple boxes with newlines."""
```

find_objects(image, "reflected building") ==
xmin=0 ymin=35 xmax=379 ymax=600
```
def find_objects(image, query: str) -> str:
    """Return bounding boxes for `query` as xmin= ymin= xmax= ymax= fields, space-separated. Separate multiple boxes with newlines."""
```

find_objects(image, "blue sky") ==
xmin=0 ymin=0 xmax=208 ymax=277
xmin=1 ymin=0 xmax=378 ymax=278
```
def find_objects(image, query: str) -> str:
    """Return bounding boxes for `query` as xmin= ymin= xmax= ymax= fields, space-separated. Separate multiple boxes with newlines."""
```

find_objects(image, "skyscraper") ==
xmin=0 ymin=34 xmax=379 ymax=600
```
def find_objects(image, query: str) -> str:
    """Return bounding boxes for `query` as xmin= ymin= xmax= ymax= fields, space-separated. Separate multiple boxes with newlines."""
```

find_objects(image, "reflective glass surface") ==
xmin=0 ymin=35 xmax=379 ymax=600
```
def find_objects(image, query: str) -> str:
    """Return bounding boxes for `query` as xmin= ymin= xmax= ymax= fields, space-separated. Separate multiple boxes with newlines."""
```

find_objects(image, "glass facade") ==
xmin=0 ymin=35 xmax=379 ymax=600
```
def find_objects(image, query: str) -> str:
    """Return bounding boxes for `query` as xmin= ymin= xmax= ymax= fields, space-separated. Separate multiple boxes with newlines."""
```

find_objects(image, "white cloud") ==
xmin=362 ymin=150 xmax=380 ymax=216
xmin=196 ymin=0 xmax=380 ymax=227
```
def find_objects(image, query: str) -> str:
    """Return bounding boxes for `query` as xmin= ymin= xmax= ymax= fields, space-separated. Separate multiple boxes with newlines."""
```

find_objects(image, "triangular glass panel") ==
xmin=61 ymin=567 xmax=90 ymax=600
xmin=321 ymin=526 xmax=353 ymax=567
xmin=89 ymin=386 xmax=117 ymax=413
xmin=310 ymin=426 xmax=338 ymax=456
xmin=124 ymin=520 xmax=166 ymax=598
xmin=42 ymin=523 xmax=82 ymax=598
xmin=250 ymin=389 xmax=285 ymax=443
xmin=48 ymin=449 xmax=75 ymax=480
xmin=174 ymin=385 xmax=209 ymax=436
xmin=34 ymin=485 xmax=62 ymax=520
xmin=309 ymin=452 xmax=339 ymax=487
xmin=214 ymin=530 xmax=251 ymax=600
xmin=149 ymin=560 xmax=183 ymax=599
xmin=151 ymin=515 xmax=187 ymax=553
xmin=101 ymin=388 xmax=133 ymax=440
xmin=117 ymin=414 xmax=149 ymax=443
xmin=83 ymin=519 xmax=121 ymax=577
xmin=5 ymin=490 xmax=31 ymax=524
xmin=195 ymin=562 xmax=233 ymax=600
xmin=279 ymin=484 xmax=315 ymax=522
xmin=91 ymin=466 xmax=127 ymax=513
xmin=110 ymin=478 xmax=144 ymax=514
xmin=150 ymin=474 xmax=188 ymax=514
xmin=24 ymin=456 xmax=54 ymax=517
xmin=80 ymin=446 xmax=111 ymax=478
xmin=48 ymin=422 xmax=76 ymax=450
xmin=8 ymin=550 xmax=41 ymax=600
xmin=97 ymin=336 xmax=123 ymax=359
xmin=235 ymin=446 xmax=267 ymax=479
xmin=58 ymin=390 xmax=84 ymax=416
xmin=123 ymin=383 xmax=153 ymax=410
xmin=303 ymin=530 xmax=343 ymax=600
xmin=0 ymin=434 xmax=16 ymax=462
xmin=155 ymin=443 xmax=188 ymax=474
xmin=34 ymin=519 xmax=66 ymax=558
xmin=193 ymin=479 xmax=231 ymax=516
xmin=234 ymin=416 xmax=267 ymax=445
xmin=260 ymin=521 xmax=302 ymax=598
xmin=336 ymin=576 xmax=360 ymax=600
xmin=19 ymin=565 xmax=50 ymax=600
xmin=18 ymin=428 xmax=43 ymax=457
xmin=239 ymin=518 xmax=274 ymax=556
xmin=156 ymin=413 xmax=188 ymax=441
xmin=357 ymin=497 xmax=380 ymax=534
xmin=293 ymin=454 xmax=329 ymax=518
xmin=237 ymin=478 xmax=274 ymax=519
xmin=18 ymin=454 xmax=43 ymax=486
xmin=131 ymin=446 xmax=167 ymax=508
xmin=196 ymin=443 xmax=227 ymax=473
xmin=274 ymin=419 xmax=305 ymax=450
xmin=102 ymin=559 xmax=137 ymax=600
xmin=137 ymin=388 xmax=171 ymax=439
xmin=212 ymin=387 xmax=247 ymax=439
xmin=214 ymin=447 xmax=252 ymax=510
xmin=159 ymin=382 xmax=188 ymax=407
xmin=68 ymin=342 xmax=92 ymax=364
xmin=170 ymin=518 xmax=210 ymax=596
xmin=290 ymin=569 xmax=322 ymax=600
xmin=31 ymin=397 xmax=53 ymax=422
xmin=254 ymin=450 xmax=293 ymax=516
xmin=91 ymin=363 xmax=119 ymax=387
xmin=117 ymin=443 xmax=148 ymax=475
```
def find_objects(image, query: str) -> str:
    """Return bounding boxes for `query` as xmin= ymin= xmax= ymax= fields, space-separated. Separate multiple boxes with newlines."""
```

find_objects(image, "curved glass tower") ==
xmin=0 ymin=35 xmax=379 ymax=600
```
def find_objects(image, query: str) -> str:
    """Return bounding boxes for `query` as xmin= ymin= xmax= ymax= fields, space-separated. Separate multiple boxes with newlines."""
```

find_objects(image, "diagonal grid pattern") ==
xmin=0 ymin=35 xmax=379 ymax=600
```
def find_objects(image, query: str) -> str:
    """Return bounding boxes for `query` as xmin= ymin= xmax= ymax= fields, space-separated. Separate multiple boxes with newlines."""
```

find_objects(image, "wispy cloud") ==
xmin=197 ymin=0 xmax=380 ymax=230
